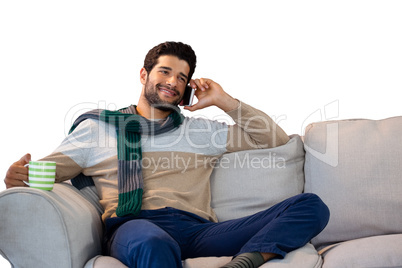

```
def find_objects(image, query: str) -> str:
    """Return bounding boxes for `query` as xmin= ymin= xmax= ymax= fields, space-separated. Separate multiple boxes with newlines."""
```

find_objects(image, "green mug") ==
xmin=24 ymin=161 xmax=56 ymax=191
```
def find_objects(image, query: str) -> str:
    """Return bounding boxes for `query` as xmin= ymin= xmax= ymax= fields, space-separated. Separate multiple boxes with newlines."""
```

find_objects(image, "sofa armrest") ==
xmin=0 ymin=183 xmax=103 ymax=268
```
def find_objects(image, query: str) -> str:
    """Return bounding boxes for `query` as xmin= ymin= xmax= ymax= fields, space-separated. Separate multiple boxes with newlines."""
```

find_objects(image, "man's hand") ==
xmin=4 ymin=153 xmax=31 ymax=189
xmin=185 ymin=78 xmax=239 ymax=112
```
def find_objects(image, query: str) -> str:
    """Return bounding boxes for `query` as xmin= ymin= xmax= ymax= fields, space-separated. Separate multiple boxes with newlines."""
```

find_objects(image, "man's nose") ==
xmin=166 ymin=75 xmax=177 ymax=86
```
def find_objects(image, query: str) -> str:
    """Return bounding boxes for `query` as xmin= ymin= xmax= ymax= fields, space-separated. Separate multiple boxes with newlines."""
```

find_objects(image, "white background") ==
xmin=0 ymin=1 xmax=401 ymax=266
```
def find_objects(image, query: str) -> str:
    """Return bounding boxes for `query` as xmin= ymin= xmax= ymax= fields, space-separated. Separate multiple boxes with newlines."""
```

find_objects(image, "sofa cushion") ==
xmin=304 ymin=116 xmax=402 ymax=248
xmin=90 ymin=244 xmax=322 ymax=268
xmin=85 ymin=255 xmax=128 ymax=268
xmin=321 ymin=234 xmax=402 ymax=268
xmin=183 ymin=243 xmax=322 ymax=268
xmin=210 ymin=135 xmax=304 ymax=222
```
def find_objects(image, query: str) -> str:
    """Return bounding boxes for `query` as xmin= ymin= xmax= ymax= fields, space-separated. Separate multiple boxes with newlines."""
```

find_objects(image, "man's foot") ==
xmin=220 ymin=252 xmax=265 ymax=268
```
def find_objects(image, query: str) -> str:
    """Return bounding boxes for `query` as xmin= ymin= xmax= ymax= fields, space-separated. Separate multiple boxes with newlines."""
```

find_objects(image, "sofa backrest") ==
xmin=304 ymin=116 xmax=402 ymax=249
xmin=210 ymin=135 xmax=305 ymax=222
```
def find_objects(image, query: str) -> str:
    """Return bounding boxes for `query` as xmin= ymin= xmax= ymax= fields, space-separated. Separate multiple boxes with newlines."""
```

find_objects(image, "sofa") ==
xmin=1 ymin=116 xmax=402 ymax=268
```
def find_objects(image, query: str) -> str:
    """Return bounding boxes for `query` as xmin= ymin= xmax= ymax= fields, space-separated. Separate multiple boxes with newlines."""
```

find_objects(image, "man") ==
xmin=5 ymin=42 xmax=329 ymax=268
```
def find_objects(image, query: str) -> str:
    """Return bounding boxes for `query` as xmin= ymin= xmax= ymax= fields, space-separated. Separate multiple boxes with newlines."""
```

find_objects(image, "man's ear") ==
xmin=140 ymin=68 xmax=148 ymax=85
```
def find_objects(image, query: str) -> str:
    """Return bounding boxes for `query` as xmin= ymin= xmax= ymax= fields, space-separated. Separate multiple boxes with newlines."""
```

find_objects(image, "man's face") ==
xmin=141 ymin=55 xmax=190 ymax=109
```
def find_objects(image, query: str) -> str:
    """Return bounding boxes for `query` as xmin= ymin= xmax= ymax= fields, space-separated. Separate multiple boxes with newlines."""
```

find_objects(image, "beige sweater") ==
xmin=42 ymin=101 xmax=289 ymax=222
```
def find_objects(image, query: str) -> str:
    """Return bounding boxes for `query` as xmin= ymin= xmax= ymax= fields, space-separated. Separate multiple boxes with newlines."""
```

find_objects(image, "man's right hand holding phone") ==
xmin=185 ymin=78 xmax=239 ymax=113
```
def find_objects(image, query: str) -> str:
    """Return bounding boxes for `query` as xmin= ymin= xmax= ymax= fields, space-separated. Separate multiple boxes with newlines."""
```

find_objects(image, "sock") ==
xmin=220 ymin=252 xmax=265 ymax=268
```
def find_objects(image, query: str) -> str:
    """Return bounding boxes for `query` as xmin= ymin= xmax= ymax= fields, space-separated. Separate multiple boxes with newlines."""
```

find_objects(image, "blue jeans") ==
xmin=106 ymin=193 xmax=329 ymax=268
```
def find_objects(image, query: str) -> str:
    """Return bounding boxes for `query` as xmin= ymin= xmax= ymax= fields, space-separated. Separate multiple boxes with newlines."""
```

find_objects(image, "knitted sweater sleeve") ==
xmin=225 ymin=101 xmax=289 ymax=153
xmin=39 ymin=119 xmax=99 ymax=182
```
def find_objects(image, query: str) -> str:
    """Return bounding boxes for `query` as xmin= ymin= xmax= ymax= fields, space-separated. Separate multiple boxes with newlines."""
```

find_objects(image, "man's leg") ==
xmin=109 ymin=219 xmax=182 ymax=267
xmin=183 ymin=193 xmax=329 ymax=266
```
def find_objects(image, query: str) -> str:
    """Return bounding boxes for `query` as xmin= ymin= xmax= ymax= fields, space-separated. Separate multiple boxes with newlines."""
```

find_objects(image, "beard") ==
xmin=144 ymin=79 xmax=182 ymax=112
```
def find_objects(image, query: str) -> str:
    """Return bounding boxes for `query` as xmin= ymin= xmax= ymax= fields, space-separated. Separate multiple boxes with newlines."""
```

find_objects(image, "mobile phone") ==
xmin=179 ymin=85 xmax=195 ymax=106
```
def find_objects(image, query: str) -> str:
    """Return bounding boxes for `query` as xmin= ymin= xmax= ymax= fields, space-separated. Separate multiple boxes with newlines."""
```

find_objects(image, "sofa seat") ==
xmin=319 ymin=234 xmax=402 ymax=268
xmin=88 ymin=242 xmax=322 ymax=268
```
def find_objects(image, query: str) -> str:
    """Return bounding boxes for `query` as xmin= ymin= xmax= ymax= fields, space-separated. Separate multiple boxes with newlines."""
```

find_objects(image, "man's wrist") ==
xmin=217 ymin=94 xmax=240 ymax=112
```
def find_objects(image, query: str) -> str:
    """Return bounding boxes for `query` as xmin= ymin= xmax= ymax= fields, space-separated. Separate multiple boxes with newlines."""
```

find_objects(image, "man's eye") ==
xmin=160 ymin=70 xmax=168 ymax=75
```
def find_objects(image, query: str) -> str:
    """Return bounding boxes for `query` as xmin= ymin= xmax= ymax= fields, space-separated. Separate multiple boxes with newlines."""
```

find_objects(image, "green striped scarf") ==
xmin=69 ymin=105 xmax=184 ymax=217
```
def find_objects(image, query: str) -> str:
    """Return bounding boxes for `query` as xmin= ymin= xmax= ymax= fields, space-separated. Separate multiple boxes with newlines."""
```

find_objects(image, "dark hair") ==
xmin=143 ymin=42 xmax=197 ymax=82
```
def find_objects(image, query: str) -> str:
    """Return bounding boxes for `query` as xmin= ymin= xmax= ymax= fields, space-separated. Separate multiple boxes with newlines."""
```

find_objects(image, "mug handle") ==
xmin=23 ymin=163 xmax=30 ymax=186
